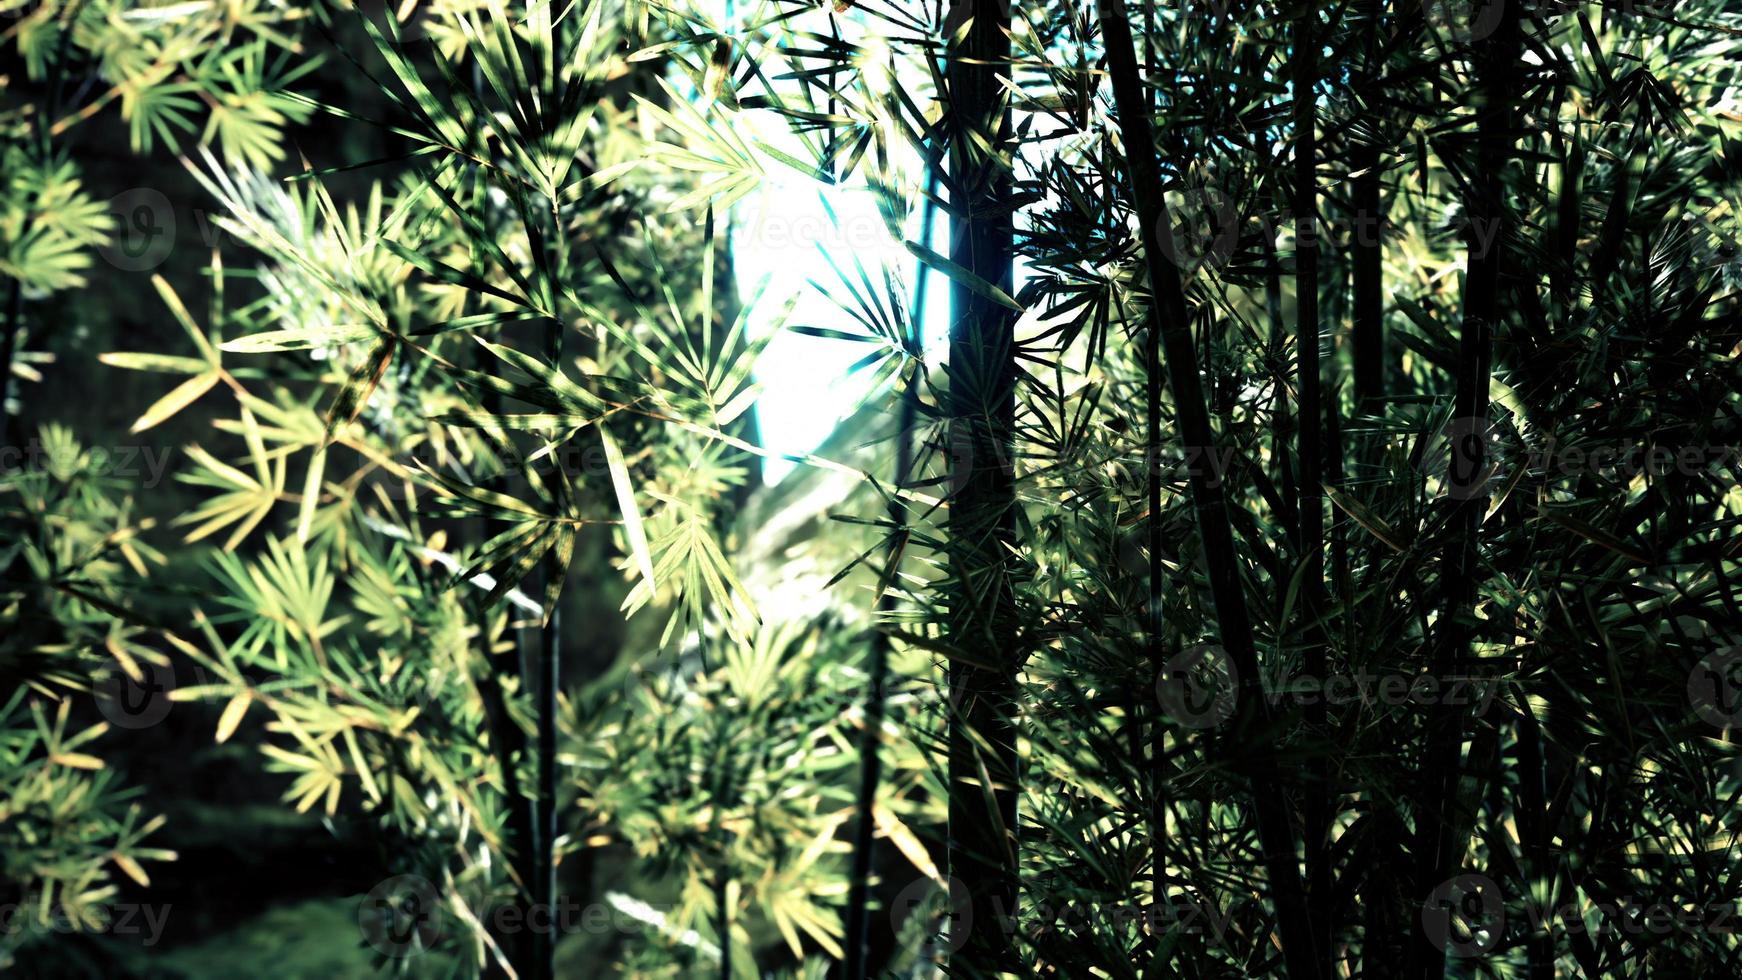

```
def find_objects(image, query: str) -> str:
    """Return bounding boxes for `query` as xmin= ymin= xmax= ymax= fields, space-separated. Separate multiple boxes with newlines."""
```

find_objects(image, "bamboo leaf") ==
xmin=130 ymin=372 xmax=220 ymax=433
xmin=600 ymin=426 xmax=656 ymax=591
xmin=903 ymin=239 xmax=1021 ymax=311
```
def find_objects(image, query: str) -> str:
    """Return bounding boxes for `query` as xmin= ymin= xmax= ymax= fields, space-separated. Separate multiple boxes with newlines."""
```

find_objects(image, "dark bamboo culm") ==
xmin=1407 ymin=2 xmax=1524 ymax=977
xmin=1097 ymin=0 xmax=1326 ymax=976
xmin=944 ymin=0 xmax=1020 ymax=971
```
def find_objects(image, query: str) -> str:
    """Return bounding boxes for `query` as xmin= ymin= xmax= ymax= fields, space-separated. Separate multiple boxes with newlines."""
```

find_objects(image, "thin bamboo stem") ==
xmin=1097 ymin=2 xmax=1323 ymax=975
xmin=843 ymin=182 xmax=936 ymax=980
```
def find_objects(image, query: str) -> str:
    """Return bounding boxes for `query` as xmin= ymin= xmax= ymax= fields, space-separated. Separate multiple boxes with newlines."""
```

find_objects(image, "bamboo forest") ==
xmin=4 ymin=0 xmax=1742 ymax=976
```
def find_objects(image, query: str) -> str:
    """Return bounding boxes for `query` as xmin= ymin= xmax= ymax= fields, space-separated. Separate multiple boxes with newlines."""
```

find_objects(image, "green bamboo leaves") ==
xmin=102 ymin=277 xmax=225 ymax=434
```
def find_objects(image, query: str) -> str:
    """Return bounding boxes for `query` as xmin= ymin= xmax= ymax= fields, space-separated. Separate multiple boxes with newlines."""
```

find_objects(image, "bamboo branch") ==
xmin=1095 ymin=2 xmax=1323 ymax=976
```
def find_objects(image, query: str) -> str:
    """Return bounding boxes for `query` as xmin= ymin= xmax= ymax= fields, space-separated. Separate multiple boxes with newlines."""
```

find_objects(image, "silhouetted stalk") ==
xmin=1097 ymin=3 xmax=1322 ymax=976
xmin=0 ymin=278 xmax=20 ymax=449
xmin=532 ymin=573 xmax=558 ymax=980
xmin=716 ymin=865 xmax=732 ymax=980
xmin=1516 ymin=709 xmax=1554 ymax=980
xmin=843 ymin=183 xmax=935 ymax=980
xmin=531 ymin=202 xmax=566 ymax=980
xmin=1346 ymin=8 xmax=1393 ymax=968
xmin=1351 ymin=0 xmax=1387 ymax=406
xmin=1410 ymin=6 xmax=1523 ymax=977
xmin=462 ymin=148 xmax=537 ymax=977
xmin=1292 ymin=5 xmax=1330 ymax=964
xmin=1260 ymin=128 xmax=1299 ymax=543
xmin=1326 ymin=385 xmax=1349 ymax=601
xmin=945 ymin=0 xmax=1019 ymax=969
xmin=1140 ymin=77 xmax=1169 ymax=926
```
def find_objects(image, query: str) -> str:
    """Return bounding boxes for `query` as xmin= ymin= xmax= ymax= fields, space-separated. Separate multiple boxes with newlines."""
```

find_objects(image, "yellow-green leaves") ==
xmin=600 ymin=425 xmax=656 ymax=590
xmin=206 ymin=535 xmax=347 ymax=664
xmin=112 ymin=853 xmax=152 ymax=888
xmin=97 ymin=352 xmax=209 ymax=374
xmin=214 ymin=692 xmax=252 ymax=744
xmin=176 ymin=430 xmax=283 ymax=552
xmin=128 ymin=371 xmax=221 ymax=434
xmin=615 ymin=78 xmax=763 ymax=213
xmin=623 ymin=499 xmax=758 ymax=646
xmin=0 ymin=156 xmax=113 ymax=292
xmin=104 ymin=276 xmax=226 ymax=433
xmin=219 ymin=323 xmax=377 ymax=353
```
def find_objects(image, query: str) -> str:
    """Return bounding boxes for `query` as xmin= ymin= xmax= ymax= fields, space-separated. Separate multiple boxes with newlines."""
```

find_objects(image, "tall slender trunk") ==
xmin=1292 ymin=10 xmax=1330 ymax=966
xmin=1351 ymin=140 xmax=1385 ymax=406
xmin=1097 ymin=3 xmax=1322 ymax=977
xmin=1350 ymin=0 xmax=1386 ymax=406
xmin=843 ymin=185 xmax=936 ymax=980
xmin=1409 ymin=8 xmax=1523 ymax=977
xmin=532 ymin=573 xmax=558 ymax=980
xmin=0 ymin=278 xmax=21 ymax=450
xmin=1347 ymin=7 xmax=1396 ymax=971
xmin=1143 ymin=132 xmax=1169 ymax=953
xmin=467 ymin=164 xmax=538 ymax=971
xmin=945 ymin=0 xmax=1019 ymax=970
xmin=530 ymin=201 xmax=567 ymax=980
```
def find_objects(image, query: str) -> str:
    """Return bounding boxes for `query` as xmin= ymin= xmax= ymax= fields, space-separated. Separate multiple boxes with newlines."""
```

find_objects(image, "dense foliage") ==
xmin=4 ymin=0 xmax=1742 ymax=977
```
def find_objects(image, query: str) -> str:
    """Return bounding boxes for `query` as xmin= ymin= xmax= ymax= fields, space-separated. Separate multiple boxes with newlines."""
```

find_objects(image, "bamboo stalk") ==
xmin=530 ymin=196 xmax=567 ymax=980
xmin=1350 ymin=0 xmax=1387 ymax=407
xmin=1292 ymin=7 xmax=1332 ymax=968
xmin=1096 ymin=2 xmax=1323 ymax=976
xmin=0 ymin=278 xmax=21 ymax=450
xmin=1409 ymin=6 xmax=1523 ymax=976
xmin=944 ymin=0 xmax=1020 ymax=969
xmin=843 ymin=183 xmax=936 ymax=980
